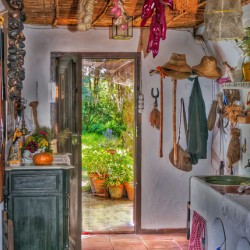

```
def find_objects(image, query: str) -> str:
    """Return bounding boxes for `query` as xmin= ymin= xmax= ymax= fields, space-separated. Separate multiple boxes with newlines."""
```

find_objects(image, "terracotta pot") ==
xmin=87 ymin=172 xmax=98 ymax=193
xmin=109 ymin=184 xmax=124 ymax=199
xmin=92 ymin=179 xmax=109 ymax=198
xmin=124 ymin=182 xmax=134 ymax=201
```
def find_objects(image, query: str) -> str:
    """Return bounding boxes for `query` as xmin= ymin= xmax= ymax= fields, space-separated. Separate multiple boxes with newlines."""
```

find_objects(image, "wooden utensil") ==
xmin=29 ymin=101 xmax=39 ymax=129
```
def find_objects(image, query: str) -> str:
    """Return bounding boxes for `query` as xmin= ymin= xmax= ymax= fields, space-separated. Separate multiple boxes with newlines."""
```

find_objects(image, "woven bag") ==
xmin=227 ymin=128 xmax=240 ymax=167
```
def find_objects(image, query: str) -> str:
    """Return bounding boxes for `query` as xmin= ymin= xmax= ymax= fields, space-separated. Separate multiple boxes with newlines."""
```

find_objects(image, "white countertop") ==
xmin=6 ymin=164 xmax=75 ymax=171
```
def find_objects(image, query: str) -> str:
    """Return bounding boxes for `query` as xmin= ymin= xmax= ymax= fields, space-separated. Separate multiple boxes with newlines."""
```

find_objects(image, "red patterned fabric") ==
xmin=188 ymin=211 xmax=206 ymax=250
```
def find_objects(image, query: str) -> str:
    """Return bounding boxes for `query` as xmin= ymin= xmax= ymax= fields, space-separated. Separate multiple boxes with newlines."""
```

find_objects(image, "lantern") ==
xmin=111 ymin=15 xmax=133 ymax=40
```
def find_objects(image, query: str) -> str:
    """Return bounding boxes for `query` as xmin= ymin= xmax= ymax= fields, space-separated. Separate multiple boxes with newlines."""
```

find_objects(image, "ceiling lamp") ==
xmin=110 ymin=0 xmax=133 ymax=40
xmin=204 ymin=0 xmax=245 ymax=40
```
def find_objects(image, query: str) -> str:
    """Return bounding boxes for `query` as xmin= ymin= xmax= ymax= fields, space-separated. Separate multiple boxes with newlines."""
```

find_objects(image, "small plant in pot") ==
xmin=82 ymin=146 xmax=111 ymax=197
xmin=105 ymin=152 xmax=133 ymax=199
xmin=124 ymin=164 xmax=134 ymax=201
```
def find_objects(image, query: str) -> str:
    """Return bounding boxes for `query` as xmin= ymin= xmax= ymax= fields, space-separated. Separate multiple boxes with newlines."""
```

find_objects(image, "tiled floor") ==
xmin=82 ymin=191 xmax=134 ymax=233
xmin=81 ymin=233 xmax=189 ymax=250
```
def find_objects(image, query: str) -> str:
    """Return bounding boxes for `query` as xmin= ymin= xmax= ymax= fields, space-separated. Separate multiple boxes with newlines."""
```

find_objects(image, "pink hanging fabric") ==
xmin=188 ymin=211 xmax=206 ymax=250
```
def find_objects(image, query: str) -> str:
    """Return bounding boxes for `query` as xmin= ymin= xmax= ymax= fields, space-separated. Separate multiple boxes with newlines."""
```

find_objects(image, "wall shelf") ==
xmin=222 ymin=82 xmax=250 ymax=89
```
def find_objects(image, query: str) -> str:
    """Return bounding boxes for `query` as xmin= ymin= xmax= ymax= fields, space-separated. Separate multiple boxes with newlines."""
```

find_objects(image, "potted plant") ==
xmin=105 ymin=152 xmax=133 ymax=199
xmin=22 ymin=129 xmax=51 ymax=164
xmin=82 ymin=146 xmax=111 ymax=197
xmin=124 ymin=164 xmax=134 ymax=201
xmin=237 ymin=27 xmax=250 ymax=81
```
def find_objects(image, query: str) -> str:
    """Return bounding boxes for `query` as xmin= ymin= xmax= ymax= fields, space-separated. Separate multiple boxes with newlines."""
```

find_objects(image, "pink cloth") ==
xmin=188 ymin=211 xmax=206 ymax=250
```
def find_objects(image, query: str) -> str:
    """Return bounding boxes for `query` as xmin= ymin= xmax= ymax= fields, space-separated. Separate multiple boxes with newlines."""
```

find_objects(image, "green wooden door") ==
xmin=11 ymin=194 xmax=63 ymax=250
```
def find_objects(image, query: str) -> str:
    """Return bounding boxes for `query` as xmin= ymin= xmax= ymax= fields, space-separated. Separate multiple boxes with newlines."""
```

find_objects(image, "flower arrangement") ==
xmin=23 ymin=130 xmax=50 ymax=153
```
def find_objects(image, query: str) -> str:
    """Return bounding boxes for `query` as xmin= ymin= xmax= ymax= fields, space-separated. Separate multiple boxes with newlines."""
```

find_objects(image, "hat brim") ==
xmin=192 ymin=67 xmax=222 ymax=79
xmin=162 ymin=62 xmax=192 ymax=73
xmin=161 ymin=68 xmax=191 ymax=80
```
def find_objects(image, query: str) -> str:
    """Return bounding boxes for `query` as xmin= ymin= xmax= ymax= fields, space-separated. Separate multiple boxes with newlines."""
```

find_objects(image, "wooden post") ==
xmin=159 ymin=76 xmax=163 ymax=157
xmin=173 ymin=79 xmax=178 ymax=165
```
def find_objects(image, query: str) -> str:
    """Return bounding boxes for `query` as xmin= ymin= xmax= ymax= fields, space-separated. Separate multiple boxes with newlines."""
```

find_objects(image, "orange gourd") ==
xmin=33 ymin=152 xmax=53 ymax=165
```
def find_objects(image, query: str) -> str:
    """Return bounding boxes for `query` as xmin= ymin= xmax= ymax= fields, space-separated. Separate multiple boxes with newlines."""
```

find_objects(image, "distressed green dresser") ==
xmin=3 ymin=165 xmax=74 ymax=250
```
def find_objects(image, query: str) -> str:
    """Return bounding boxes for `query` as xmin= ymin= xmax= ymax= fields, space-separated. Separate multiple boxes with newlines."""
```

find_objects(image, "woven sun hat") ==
xmin=162 ymin=53 xmax=192 ymax=73
xmin=160 ymin=68 xmax=191 ymax=80
xmin=192 ymin=56 xmax=222 ymax=79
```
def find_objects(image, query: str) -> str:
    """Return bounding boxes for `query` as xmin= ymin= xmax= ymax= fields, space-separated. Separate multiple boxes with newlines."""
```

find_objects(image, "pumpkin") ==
xmin=33 ymin=152 xmax=54 ymax=165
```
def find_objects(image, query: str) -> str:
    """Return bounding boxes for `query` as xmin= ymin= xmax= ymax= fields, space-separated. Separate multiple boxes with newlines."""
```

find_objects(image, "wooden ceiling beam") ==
xmin=167 ymin=1 xmax=206 ymax=27
xmin=92 ymin=0 xmax=112 ymax=26
xmin=124 ymin=0 xmax=139 ymax=17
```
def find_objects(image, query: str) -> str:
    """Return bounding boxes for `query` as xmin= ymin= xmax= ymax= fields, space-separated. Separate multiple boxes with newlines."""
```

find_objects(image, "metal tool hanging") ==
xmin=149 ymin=87 xmax=160 ymax=130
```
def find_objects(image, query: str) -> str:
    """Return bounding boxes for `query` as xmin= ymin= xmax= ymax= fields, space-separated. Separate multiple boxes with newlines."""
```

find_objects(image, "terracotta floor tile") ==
xmin=82 ymin=240 xmax=113 ymax=250
xmin=144 ymin=240 xmax=181 ymax=249
xmin=113 ymin=244 xmax=148 ymax=250
xmin=81 ymin=235 xmax=110 ymax=242
xmin=110 ymin=234 xmax=142 ymax=241
xmin=141 ymin=234 xmax=173 ymax=241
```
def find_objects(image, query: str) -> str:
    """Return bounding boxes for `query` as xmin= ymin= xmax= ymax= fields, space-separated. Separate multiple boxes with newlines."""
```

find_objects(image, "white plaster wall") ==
xmin=23 ymin=26 xmax=214 ymax=229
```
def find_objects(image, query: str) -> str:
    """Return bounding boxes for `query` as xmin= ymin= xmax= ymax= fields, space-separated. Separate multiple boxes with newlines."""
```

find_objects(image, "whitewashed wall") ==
xmin=23 ymin=26 xmax=214 ymax=229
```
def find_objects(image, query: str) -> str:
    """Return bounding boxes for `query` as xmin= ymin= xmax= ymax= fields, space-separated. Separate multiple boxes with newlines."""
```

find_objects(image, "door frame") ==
xmin=51 ymin=52 xmax=142 ymax=235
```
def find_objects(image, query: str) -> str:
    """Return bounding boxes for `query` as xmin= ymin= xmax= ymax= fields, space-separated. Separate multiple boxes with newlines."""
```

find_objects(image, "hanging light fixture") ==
xmin=110 ymin=0 xmax=133 ymax=40
xmin=111 ymin=15 xmax=133 ymax=40
xmin=204 ymin=0 xmax=245 ymax=40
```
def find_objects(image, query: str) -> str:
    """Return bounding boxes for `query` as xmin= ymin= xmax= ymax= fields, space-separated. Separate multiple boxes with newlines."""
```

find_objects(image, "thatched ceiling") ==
xmin=22 ymin=0 xmax=250 ymax=29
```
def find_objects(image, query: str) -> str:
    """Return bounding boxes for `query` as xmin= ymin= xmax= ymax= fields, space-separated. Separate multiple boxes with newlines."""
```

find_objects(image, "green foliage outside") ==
xmin=81 ymin=66 xmax=135 ymax=191
xmin=238 ymin=27 xmax=250 ymax=56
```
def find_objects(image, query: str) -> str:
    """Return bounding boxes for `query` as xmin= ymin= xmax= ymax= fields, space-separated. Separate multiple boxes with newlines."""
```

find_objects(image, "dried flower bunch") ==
xmin=223 ymin=104 xmax=244 ymax=125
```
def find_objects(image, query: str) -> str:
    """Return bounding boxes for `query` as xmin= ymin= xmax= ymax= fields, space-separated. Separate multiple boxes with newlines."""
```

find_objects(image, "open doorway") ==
xmin=51 ymin=52 xmax=141 ymax=247
xmin=81 ymin=55 xmax=140 ymax=234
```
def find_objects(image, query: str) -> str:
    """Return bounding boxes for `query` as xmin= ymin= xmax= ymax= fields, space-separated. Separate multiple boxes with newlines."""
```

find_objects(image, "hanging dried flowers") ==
xmin=223 ymin=104 xmax=244 ymax=125
xmin=110 ymin=0 xmax=129 ymax=31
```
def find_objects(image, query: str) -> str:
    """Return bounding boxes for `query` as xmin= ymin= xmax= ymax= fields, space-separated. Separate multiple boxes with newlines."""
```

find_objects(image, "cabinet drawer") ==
xmin=8 ymin=170 xmax=63 ymax=192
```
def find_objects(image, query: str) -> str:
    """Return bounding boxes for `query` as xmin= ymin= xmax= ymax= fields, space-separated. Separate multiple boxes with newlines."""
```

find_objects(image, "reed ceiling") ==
xmin=22 ymin=0 xmax=250 ymax=29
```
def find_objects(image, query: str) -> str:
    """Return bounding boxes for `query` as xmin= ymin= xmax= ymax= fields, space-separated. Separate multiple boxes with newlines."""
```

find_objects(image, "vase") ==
xmin=22 ymin=148 xmax=43 ymax=164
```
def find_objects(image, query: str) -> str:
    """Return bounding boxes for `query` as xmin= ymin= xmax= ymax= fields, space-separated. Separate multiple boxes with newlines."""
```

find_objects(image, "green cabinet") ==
xmin=3 ymin=166 xmax=73 ymax=250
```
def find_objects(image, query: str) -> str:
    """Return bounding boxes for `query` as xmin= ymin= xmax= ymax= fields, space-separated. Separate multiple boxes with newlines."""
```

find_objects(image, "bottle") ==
xmin=242 ymin=56 xmax=250 ymax=81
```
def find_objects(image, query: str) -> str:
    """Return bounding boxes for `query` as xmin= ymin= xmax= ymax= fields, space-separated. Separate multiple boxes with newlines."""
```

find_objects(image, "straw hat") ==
xmin=192 ymin=56 xmax=222 ymax=79
xmin=162 ymin=53 xmax=192 ymax=73
xmin=160 ymin=68 xmax=191 ymax=80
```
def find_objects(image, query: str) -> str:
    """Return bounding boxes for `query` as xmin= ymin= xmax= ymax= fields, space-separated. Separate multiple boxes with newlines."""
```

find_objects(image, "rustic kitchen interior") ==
xmin=0 ymin=0 xmax=250 ymax=249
